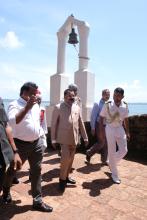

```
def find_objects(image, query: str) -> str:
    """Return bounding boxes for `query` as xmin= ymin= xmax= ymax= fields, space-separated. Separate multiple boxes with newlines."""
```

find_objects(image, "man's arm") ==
xmin=8 ymin=95 xmax=38 ymax=125
xmin=15 ymin=95 xmax=38 ymax=124
xmin=79 ymin=112 xmax=88 ymax=146
xmin=99 ymin=104 xmax=107 ymax=141
xmin=5 ymin=124 xmax=22 ymax=170
xmin=98 ymin=116 xmax=105 ymax=141
xmin=90 ymin=103 xmax=99 ymax=136
xmin=123 ymin=117 xmax=130 ymax=141
xmin=51 ymin=105 xmax=60 ymax=148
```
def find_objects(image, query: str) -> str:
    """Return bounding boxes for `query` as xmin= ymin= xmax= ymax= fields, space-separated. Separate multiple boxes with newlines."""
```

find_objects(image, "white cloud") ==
xmin=109 ymin=80 xmax=146 ymax=102
xmin=94 ymin=79 xmax=146 ymax=103
xmin=0 ymin=17 xmax=5 ymax=23
xmin=0 ymin=61 xmax=55 ymax=100
xmin=0 ymin=31 xmax=24 ymax=49
xmin=118 ymin=80 xmax=141 ymax=89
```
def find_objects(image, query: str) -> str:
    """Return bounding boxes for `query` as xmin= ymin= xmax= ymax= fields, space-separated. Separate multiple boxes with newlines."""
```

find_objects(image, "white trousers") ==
xmin=105 ymin=125 xmax=128 ymax=177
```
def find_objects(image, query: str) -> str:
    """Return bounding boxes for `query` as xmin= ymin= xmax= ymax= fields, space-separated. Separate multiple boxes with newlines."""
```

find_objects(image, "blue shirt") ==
xmin=90 ymin=99 xmax=105 ymax=130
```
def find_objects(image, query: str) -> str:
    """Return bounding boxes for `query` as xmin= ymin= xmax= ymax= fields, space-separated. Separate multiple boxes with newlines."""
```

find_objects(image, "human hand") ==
xmin=26 ymin=95 xmax=38 ymax=110
xmin=13 ymin=153 xmax=22 ymax=170
xmin=52 ymin=143 xmax=57 ymax=150
xmin=84 ymin=140 xmax=89 ymax=147
xmin=126 ymin=132 xmax=130 ymax=141
xmin=91 ymin=129 xmax=95 ymax=136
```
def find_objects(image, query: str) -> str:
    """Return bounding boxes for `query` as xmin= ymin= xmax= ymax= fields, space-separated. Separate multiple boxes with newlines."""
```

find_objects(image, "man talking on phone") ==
xmin=8 ymin=82 xmax=53 ymax=212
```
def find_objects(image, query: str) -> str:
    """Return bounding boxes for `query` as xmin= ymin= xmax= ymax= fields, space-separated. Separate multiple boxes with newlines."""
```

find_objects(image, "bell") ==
xmin=68 ymin=28 xmax=78 ymax=44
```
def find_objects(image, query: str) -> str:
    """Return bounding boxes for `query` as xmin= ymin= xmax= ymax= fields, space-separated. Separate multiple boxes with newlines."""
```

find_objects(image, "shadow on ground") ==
xmin=125 ymin=150 xmax=147 ymax=165
xmin=0 ymin=201 xmax=32 ymax=220
xmin=42 ymin=157 xmax=60 ymax=165
xmin=82 ymin=172 xmax=113 ymax=197
xmin=76 ymin=163 xmax=101 ymax=174
xmin=42 ymin=168 xmax=60 ymax=182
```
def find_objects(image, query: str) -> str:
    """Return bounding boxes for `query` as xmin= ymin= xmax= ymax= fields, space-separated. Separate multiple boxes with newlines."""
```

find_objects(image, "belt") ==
xmin=14 ymin=138 xmax=39 ymax=144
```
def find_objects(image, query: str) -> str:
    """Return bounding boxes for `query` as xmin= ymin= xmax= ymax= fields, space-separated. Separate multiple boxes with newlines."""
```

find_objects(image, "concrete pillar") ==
xmin=74 ymin=22 xmax=95 ymax=122
xmin=74 ymin=70 xmax=95 ymax=122
xmin=46 ymin=29 xmax=69 ymax=127
xmin=77 ymin=23 xmax=89 ymax=70
xmin=57 ymin=30 xmax=68 ymax=74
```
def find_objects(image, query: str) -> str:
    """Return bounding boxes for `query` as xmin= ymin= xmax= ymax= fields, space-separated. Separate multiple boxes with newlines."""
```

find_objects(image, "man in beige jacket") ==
xmin=51 ymin=89 xmax=88 ymax=192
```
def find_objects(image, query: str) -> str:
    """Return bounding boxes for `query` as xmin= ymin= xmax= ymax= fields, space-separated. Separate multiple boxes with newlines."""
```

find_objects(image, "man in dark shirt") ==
xmin=0 ymin=97 xmax=22 ymax=203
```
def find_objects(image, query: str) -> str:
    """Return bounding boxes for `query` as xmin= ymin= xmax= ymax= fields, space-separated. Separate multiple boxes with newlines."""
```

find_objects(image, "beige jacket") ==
xmin=51 ymin=102 xmax=88 ymax=146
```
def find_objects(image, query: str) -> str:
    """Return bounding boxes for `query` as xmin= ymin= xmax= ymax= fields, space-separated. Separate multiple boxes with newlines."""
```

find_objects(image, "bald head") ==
xmin=102 ymin=89 xmax=110 ymax=101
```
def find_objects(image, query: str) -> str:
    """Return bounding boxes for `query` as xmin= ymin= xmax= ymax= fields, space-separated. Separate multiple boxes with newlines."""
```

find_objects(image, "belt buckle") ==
xmin=30 ymin=140 xmax=34 ymax=143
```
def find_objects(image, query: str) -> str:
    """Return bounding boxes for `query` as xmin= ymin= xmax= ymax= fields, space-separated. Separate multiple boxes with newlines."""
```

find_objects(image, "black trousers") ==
xmin=0 ymin=150 xmax=14 ymax=194
xmin=14 ymin=138 xmax=43 ymax=205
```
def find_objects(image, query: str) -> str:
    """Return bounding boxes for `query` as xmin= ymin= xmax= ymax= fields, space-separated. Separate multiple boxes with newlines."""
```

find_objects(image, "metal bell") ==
xmin=68 ymin=28 xmax=78 ymax=44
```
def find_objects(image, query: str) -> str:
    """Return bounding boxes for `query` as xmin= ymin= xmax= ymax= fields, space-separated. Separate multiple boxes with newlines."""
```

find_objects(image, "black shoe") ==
xmin=58 ymin=150 xmax=61 ymax=157
xmin=70 ymin=167 xmax=75 ymax=173
xmin=2 ymin=193 xmax=12 ymax=204
xmin=59 ymin=179 xmax=66 ymax=192
xmin=101 ymin=161 xmax=109 ymax=166
xmin=12 ymin=177 xmax=19 ymax=184
xmin=33 ymin=202 xmax=53 ymax=212
xmin=86 ymin=154 xmax=91 ymax=163
xmin=66 ymin=177 xmax=76 ymax=184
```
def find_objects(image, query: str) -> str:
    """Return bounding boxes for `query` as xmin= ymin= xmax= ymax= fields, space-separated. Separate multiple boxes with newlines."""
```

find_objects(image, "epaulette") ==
xmin=106 ymin=101 xmax=112 ymax=104
xmin=123 ymin=101 xmax=128 ymax=109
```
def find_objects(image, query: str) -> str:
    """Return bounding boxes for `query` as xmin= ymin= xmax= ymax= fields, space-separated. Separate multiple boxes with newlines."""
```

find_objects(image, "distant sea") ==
xmin=2 ymin=99 xmax=147 ymax=116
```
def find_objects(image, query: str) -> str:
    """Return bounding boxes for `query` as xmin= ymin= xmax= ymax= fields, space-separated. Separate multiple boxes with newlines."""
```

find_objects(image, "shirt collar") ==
xmin=18 ymin=97 xmax=27 ymax=104
xmin=100 ymin=99 xmax=105 ymax=104
xmin=64 ymin=101 xmax=72 ymax=108
xmin=113 ymin=101 xmax=123 ymax=108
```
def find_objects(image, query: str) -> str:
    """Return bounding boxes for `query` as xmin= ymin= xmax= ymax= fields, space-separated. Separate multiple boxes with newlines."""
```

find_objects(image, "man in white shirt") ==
xmin=8 ymin=82 xmax=53 ymax=212
xmin=100 ymin=87 xmax=130 ymax=184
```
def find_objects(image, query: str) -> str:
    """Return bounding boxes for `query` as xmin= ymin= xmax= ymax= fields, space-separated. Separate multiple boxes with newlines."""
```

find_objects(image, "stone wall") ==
xmin=128 ymin=114 xmax=147 ymax=152
xmin=47 ymin=114 xmax=147 ymax=154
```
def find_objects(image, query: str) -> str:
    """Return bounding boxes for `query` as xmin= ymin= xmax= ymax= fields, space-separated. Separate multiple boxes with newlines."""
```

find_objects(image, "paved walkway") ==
xmin=0 ymin=150 xmax=147 ymax=220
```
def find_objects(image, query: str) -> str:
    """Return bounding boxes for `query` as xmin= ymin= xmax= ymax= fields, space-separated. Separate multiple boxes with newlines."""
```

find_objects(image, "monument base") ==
xmin=46 ymin=105 xmax=54 ymax=128
xmin=50 ymin=73 xmax=69 ymax=105
xmin=74 ymin=69 xmax=95 ymax=122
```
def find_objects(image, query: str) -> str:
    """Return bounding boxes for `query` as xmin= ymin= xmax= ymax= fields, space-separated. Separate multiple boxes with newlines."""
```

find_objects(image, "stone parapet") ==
xmin=47 ymin=114 xmax=147 ymax=155
xmin=128 ymin=114 xmax=147 ymax=152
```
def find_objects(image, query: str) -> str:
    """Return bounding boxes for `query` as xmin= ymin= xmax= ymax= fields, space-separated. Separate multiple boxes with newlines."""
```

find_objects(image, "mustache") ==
xmin=69 ymin=98 xmax=75 ymax=102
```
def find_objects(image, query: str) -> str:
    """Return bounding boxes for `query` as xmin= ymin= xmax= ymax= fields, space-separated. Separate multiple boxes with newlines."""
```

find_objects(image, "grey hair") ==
xmin=68 ymin=83 xmax=78 ymax=92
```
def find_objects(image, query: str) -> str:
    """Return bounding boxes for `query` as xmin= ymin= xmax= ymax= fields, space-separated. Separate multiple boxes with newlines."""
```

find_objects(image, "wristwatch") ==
xmin=13 ymin=149 xmax=19 ymax=154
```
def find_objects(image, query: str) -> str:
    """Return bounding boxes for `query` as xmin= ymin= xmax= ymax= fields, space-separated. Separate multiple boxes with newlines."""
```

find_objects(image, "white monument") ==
xmin=46 ymin=15 xmax=95 ymax=127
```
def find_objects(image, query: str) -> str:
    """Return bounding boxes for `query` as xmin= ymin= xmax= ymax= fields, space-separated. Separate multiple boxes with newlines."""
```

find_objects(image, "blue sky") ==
xmin=0 ymin=0 xmax=147 ymax=102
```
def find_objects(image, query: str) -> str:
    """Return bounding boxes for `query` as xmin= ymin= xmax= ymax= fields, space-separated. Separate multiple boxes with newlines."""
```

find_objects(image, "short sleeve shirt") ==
xmin=100 ymin=101 xmax=129 ymax=127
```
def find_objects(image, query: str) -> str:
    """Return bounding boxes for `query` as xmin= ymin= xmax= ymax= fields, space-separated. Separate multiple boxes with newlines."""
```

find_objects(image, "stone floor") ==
xmin=0 ymin=149 xmax=147 ymax=220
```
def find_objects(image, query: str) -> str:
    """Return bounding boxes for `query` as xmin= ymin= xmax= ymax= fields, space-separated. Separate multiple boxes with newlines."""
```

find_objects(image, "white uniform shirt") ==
xmin=100 ymin=101 xmax=129 ymax=127
xmin=8 ymin=97 xmax=41 ymax=141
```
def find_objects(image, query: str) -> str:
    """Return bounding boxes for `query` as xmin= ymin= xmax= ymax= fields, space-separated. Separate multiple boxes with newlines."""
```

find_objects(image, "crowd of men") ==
xmin=0 ymin=81 xmax=130 ymax=213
